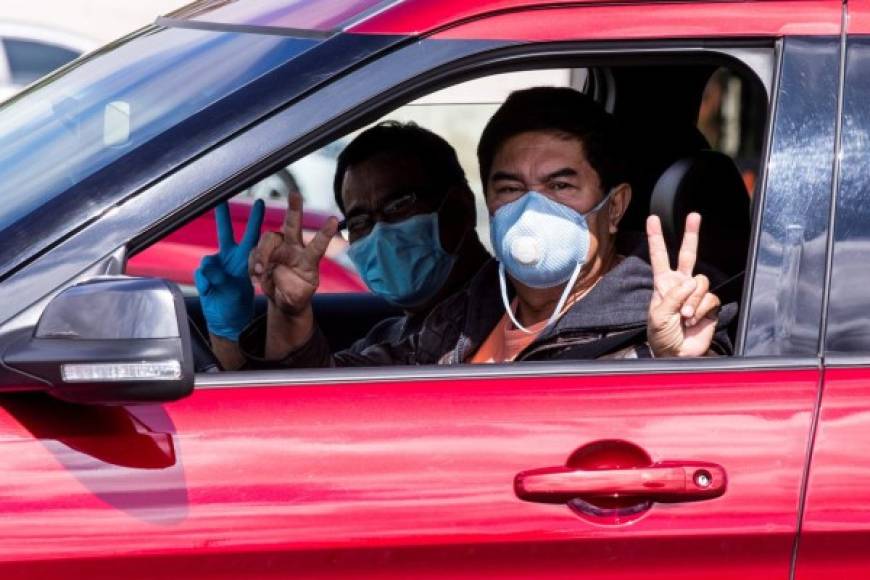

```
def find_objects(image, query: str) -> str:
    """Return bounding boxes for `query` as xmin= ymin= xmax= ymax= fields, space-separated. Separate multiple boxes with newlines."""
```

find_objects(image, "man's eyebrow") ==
xmin=544 ymin=168 xmax=579 ymax=180
xmin=490 ymin=171 xmax=523 ymax=182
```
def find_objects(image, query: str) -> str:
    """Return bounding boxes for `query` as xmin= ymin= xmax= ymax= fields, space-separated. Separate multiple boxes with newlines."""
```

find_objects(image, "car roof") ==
xmin=167 ymin=0 xmax=691 ymax=32
xmin=166 ymin=0 xmax=400 ymax=33
xmin=165 ymin=0 xmax=838 ymax=37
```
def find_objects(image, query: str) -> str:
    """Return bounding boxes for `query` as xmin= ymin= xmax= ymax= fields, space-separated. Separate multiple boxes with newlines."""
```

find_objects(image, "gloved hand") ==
xmin=194 ymin=200 xmax=265 ymax=341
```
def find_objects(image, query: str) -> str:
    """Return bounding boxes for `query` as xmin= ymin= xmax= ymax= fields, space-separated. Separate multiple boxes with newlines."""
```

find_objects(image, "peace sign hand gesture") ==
xmin=646 ymin=212 xmax=721 ymax=358
xmin=249 ymin=191 xmax=338 ymax=317
xmin=194 ymin=199 xmax=265 ymax=341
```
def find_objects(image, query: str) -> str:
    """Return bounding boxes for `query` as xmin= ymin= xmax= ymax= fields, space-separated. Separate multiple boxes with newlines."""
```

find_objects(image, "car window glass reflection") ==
xmin=0 ymin=26 xmax=317 ymax=260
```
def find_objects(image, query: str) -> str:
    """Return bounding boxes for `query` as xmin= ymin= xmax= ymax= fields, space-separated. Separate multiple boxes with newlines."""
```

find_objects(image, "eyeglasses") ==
xmin=339 ymin=192 xmax=425 ymax=240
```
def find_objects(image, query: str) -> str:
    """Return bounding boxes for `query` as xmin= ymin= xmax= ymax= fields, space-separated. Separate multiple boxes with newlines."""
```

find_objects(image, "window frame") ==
xmin=1 ymin=37 xmax=811 ymax=384
xmin=179 ymin=41 xmax=782 ymax=382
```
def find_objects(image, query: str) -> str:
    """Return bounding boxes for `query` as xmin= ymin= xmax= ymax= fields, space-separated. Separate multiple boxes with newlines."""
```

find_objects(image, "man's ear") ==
xmin=608 ymin=182 xmax=632 ymax=234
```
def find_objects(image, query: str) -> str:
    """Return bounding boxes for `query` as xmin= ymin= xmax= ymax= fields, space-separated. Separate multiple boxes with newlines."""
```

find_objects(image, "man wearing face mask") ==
xmin=248 ymin=87 xmax=734 ymax=367
xmin=337 ymin=122 xmax=488 ymax=312
xmin=227 ymin=121 xmax=489 ymax=367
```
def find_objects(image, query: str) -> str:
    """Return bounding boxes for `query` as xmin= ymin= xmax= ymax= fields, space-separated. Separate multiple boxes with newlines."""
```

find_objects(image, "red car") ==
xmin=0 ymin=0 xmax=867 ymax=578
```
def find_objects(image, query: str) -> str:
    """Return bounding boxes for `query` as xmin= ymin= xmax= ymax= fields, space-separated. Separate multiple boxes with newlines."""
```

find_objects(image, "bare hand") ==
xmin=646 ymin=213 xmax=721 ymax=357
xmin=249 ymin=191 xmax=338 ymax=316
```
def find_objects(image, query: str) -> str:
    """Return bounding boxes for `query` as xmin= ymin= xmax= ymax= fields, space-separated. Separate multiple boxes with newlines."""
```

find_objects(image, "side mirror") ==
xmin=4 ymin=277 xmax=194 ymax=405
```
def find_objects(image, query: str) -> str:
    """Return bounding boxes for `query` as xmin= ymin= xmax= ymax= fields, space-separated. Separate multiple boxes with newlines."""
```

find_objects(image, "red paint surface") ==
xmin=127 ymin=199 xmax=365 ymax=293
xmin=794 ymin=367 xmax=870 ymax=579
xmin=849 ymin=0 xmax=870 ymax=33
xmin=0 ymin=368 xmax=817 ymax=578
xmin=350 ymin=0 xmax=842 ymax=38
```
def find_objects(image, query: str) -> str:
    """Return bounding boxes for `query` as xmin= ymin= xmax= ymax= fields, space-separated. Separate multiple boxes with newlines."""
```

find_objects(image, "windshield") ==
xmin=0 ymin=26 xmax=320 ymax=276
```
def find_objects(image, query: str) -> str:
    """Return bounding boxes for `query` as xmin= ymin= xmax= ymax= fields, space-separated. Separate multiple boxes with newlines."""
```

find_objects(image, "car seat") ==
xmin=648 ymin=149 xmax=751 ymax=308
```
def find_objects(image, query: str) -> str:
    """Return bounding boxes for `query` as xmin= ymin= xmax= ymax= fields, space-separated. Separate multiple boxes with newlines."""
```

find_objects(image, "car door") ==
xmin=794 ymin=1 xmax=870 ymax=577
xmin=0 ymin=2 xmax=841 ymax=578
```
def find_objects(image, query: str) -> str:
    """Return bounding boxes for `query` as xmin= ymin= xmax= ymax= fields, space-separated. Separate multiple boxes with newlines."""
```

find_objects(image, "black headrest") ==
xmin=619 ymin=124 xmax=711 ymax=234
xmin=649 ymin=150 xmax=751 ymax=279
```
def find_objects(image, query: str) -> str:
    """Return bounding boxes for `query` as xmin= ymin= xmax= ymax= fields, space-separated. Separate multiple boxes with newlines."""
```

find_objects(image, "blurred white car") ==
xmin=0 ymin=22 xmax=96 ymax=101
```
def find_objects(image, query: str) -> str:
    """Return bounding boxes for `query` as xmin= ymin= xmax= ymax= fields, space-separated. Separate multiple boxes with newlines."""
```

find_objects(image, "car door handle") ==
xmin=515 ymin=461 xmax=727 ymax=504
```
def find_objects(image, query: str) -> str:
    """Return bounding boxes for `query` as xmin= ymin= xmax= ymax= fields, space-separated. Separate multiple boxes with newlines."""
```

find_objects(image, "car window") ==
xmin=2 ymin=38 xmax=80 ymax=86
xmin=127 ymin=70 xmax=586 ymax=290
xmin=129 ymin=58 xmax=767 ymax=365
xmin=698 ymin=67 xmax=767 ymax=196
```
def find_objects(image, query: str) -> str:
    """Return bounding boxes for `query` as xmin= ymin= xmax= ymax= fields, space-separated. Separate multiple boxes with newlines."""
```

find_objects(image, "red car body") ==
xmin=0 ymin=0 xmax=868 ymax=578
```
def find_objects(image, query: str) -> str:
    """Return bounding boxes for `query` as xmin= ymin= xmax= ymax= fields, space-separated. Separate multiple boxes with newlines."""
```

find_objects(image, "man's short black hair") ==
xmin=477 ymin=87 xmax=628 ymax=193
xmin=333 ymin=121 xmax=468 ymax=213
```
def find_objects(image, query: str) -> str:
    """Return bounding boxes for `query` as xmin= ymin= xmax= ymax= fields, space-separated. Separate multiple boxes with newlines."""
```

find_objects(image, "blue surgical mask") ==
xmin=347 ymin=212 xmax=457 ymax=308
xmin=490 ymin=190 xmax=612 ymax=332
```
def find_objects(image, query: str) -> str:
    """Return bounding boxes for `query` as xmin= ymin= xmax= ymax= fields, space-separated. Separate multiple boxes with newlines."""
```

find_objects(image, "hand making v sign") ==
xmin=646 ymin=212 xmax=721 ymax=357
xmin=249 ymin=191 xmax=339 ymax=359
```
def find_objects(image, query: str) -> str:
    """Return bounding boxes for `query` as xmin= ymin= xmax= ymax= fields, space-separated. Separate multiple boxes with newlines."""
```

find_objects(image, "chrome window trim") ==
xmin=823 ymin=354 xmax=870 ymax=368
xmin=195 ymin=356 xmax=819 ymax=390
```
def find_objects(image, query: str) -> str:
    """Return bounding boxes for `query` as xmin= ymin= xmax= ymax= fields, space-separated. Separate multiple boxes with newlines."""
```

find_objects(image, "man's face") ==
xmin=485 ymin=130 xmax=621 ymax=263
xmin=341 ymin=152 xmax=435 ymax=244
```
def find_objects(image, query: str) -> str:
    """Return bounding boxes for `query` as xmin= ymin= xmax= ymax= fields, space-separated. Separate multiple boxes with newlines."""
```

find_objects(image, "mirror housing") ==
xmin=4 ymin=277 xmax=194 ymax=405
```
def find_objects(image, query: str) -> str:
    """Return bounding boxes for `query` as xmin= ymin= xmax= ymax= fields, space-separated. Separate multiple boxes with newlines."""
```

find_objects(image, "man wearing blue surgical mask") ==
xmin=247 ymin=87 xmax=735 ymax=368
xmin=337 ymin=122 xmax=489 ymax=311
xmin=210 ymin=121 xmax=488 ymax=368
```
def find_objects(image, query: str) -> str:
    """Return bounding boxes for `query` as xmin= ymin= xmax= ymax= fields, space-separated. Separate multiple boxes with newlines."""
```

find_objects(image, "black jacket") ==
xmin=240 ymin=256 xmax=735 ymax=367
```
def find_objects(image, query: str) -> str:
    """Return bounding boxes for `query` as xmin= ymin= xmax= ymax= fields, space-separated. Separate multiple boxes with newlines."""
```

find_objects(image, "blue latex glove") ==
xmin=194 ymin=200 xmax=265 ymax=341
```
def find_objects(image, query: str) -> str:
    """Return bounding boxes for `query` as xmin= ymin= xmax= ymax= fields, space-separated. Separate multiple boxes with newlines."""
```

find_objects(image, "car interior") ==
xmin=138 ymin=54 xmax=768 ymax=371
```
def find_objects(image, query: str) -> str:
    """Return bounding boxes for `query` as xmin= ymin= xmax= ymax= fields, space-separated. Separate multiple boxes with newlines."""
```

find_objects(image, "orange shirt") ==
xmin=470 ymin=301 xmax=549 ymax=364
xmin=472 ymin=258 xmax=619 ymax=363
